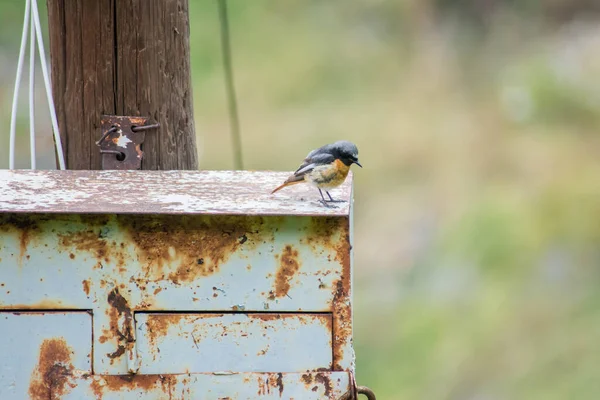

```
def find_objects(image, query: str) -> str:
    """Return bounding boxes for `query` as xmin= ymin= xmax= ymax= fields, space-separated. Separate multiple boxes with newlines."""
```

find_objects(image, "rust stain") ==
xmin=145 ymin=314 xmax=186 ymax=348
xmin=332 ymin=220 xmax=352 ymax=371
xmin=19 ymin=230 xmax=32 ymax=264
xmin=256 ymin=345 xmax=270 ymax=356
xmin=107 ymin=345 xmax=126 ymax=359
xmin=28 ymin=337 xmax=75 ymax=400
xmin=257 ymin=376 xmax=268 ymax=396
xmin=82 ymin=280 xmax=91 ymax=296
xmin=257 ymin=373 xmax=282 ymax=396
xmin=0 ymin=214 xmax=131 ymax=269
xmin=332 ymin=282 xmax=352 ymax=370
xmin=135 ymin=143 xmax=143 ymax=159
xmin=129 ymin=116 xmax=147 ymax=125
xmin=276 ymin=373 xmax=284 ymax=397
xmin=0 ymin=214 xmax=39 ymax=266
xmin=304 ymin=216 xmax=338 ymax=249
xmin=267 ymin=374 xmax=279 ymax=395
xmin=273 ymin=245 xmax=301 ymax=298
xmin=56 ymin=218 xmax=126 ymax=270
xmin=315 ymin=373 xmax=333 ymax=398
xmin=304 ymin=216 xmax=352 ymax=371
xmin=107 ymin=288 xmax=131 ymax=317
xmin=334 ymin=224 xmax=351 ymax=303
xmin=90 ymin=374 xmax=175 ymax=399
xmin=105 ymin=288 xmax=133 ymax=363
xmin=118 ymin=215 xmax=265 ymax=285
xmin=130 ymin=277 xmax=151 ymax=292
xmin=0 ymin=300 xmax=68 ymax=309
xmin=58 ymin=230 xmax=107 ymax=259
xmin=77 ymin=214 xmax=111 ymax=226
xmin=324 ymin=313 xmax=334 ymax=335
xmin=252 ymin=313 xmax=283 ymax=322
xmin=301 ymin=373 xmax=313 ymax=386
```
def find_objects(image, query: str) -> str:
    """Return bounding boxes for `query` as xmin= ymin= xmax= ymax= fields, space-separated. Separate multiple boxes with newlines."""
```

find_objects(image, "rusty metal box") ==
xmin=0 ymin=170 xmax=355 ymax=399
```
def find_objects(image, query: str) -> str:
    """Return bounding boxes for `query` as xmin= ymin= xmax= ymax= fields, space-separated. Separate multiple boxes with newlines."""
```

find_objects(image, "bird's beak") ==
xmin=354 ymin=160 xmax=363 ymax=168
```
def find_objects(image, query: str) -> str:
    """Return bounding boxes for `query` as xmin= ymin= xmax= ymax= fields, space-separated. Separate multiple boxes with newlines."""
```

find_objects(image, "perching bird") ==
xmin=272 ymin=140 xmax=362 ymax=205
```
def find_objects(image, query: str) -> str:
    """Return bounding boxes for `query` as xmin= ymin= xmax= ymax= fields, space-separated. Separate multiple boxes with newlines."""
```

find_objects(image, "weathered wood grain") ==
xmin=46 ymin=0 xmax=198 ymax=170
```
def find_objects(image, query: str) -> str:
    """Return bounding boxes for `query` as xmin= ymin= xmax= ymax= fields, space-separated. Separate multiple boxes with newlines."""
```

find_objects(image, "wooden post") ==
xmin=46 ymin=0 xmax=198 ymax=170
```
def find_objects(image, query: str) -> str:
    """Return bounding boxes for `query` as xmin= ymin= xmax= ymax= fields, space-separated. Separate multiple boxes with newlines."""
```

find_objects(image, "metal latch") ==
xmin=338 ymin=373 xmax=377 ymax=400
xmin=338 ymin=386 xmax=376 ymax=400
xmin=96 ymin=115 xmax=160 ymax=170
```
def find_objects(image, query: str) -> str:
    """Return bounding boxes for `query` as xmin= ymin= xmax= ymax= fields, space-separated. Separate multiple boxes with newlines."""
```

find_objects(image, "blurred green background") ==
xmin=2 ymin=1 xmax=600 ymax=398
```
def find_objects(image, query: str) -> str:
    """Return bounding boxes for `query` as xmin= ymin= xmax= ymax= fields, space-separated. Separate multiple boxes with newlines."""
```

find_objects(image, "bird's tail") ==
xmin=271 ymin=175 xmax=304 ymax=194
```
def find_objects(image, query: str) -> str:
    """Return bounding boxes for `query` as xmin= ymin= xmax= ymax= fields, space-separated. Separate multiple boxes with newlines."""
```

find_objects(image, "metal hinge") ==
xmin=96 ymin=115 xmax=160 ymax=170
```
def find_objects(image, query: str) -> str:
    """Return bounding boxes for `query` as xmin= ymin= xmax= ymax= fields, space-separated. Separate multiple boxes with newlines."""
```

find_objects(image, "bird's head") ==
xmin=332 ymin=140 xmax=362 ymax=168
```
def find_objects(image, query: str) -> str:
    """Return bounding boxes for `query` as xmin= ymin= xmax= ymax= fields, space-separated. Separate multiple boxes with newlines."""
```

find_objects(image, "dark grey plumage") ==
xmin=271 ymin=140 xmax=361 ymax=205
xmin=294 ymin=140 xmax=360 ymax=177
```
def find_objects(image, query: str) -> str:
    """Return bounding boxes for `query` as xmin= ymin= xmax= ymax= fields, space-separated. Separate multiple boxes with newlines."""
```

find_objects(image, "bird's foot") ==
xmin=325 ymin=191 xmax=346 ymax=203
xmin=319 ymin=200 xmax=337 ymax=208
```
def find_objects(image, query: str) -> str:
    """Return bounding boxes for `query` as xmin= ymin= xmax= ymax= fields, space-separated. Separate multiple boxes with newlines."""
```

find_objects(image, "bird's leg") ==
xmin=318 ymin=188 xmax=334 ymax=207
xmin=326 ymin=191 xmax=346 ymax=203
xmin=319 ymin=188 xmax=327 ymax=202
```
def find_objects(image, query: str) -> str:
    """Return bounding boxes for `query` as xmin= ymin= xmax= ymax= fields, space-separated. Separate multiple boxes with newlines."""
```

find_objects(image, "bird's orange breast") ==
xmin=333 ymin=159 xmax=351 ymax=179
xmin=308 ymin=159 xmax=351 ymax=189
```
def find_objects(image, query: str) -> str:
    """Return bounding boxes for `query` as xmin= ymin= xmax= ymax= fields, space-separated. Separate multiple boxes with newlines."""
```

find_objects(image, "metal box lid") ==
xmin=0 ymin=170 xmax=353 ymax=216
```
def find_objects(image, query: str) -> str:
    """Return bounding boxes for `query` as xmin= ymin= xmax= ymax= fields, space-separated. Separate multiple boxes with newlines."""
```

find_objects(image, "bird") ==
xmin=271 ymin=140 xmax=362 ymax=205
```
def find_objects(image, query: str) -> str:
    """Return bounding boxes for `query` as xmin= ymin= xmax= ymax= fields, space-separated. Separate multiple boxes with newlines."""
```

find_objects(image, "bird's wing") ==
xmin=293 ymin=153 xmax=335 ymax=176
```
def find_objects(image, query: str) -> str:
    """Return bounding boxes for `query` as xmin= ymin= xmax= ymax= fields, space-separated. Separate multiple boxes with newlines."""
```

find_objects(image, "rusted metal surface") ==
xmin=136 ymin=313 xmax=333 ymax=373
xmin=0 ymin=312 xmax=91 ymax=399
xmin=0 ymin=171 xmax=355 ymax=396
xmin=97 ymin=115 xmax=155 ymax=170
xmin=0 ymin=212 xmax=354 ymax=375
xmin=0 ymin=170 xmax=353 ymax=216
xmin=56 ymin=372 xmax=350 ymax=399
xmin=0 ymin=292 xmax=352 ymax=399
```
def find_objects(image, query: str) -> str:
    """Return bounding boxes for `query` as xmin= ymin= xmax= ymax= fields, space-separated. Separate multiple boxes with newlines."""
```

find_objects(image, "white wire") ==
xmin=9 ymin=0 xmax=31 ymax=170
xmin=29 ymin=7 xmax=36 ymax=169
xmin=31 ymin=0 xmax=65 ymax=170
